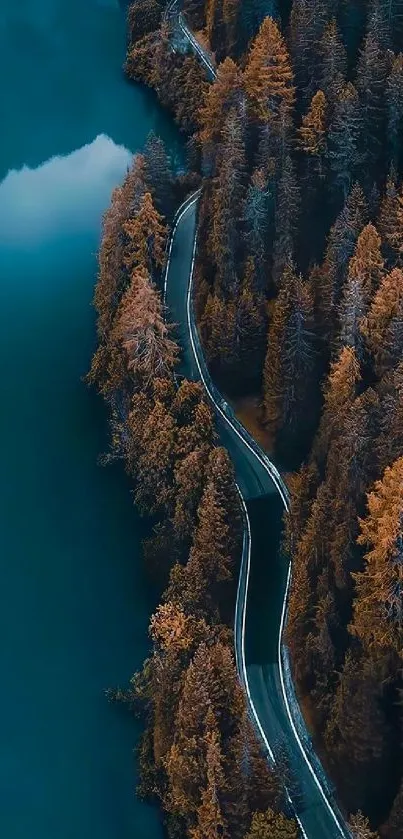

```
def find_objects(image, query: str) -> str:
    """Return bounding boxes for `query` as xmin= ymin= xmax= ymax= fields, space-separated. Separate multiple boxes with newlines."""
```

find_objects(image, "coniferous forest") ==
xmin=89 ymin=0 xmax=403 ymax=837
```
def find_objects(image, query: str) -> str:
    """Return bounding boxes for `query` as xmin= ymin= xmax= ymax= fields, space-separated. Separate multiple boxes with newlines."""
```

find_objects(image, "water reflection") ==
xmin=0 ymin=134 xmax=131 ymax=248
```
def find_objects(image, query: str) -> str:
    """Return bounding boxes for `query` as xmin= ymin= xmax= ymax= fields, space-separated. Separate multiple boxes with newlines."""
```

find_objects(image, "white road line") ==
xmin=165 ymin=179 xmax=350 ymax=838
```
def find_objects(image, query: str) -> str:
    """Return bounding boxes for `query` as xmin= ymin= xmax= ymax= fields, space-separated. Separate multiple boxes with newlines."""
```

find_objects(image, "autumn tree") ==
xmin=351 ymin=457 xmax=403 ymax=655
xmin=360 ymin=267 xmax=403 ymax=378
xmin=312 ymin=345 xmax=361 ymax=466
xmin=243 ymin=17 xmax=295 ymax=124
xmin=349 ymin=811 xmax=380 ymax=839
xmin=376 ymin=362 xmax=403 ymax=472
xmin=113 ymin=266 xmax=179 ymax=387
xmin=199 ymin=57 xmax=241 ymax=160
xmin=244 ymin=808 xmax=298 ymax=839
xmin=298 ymin=90 xmax=327 ymax=179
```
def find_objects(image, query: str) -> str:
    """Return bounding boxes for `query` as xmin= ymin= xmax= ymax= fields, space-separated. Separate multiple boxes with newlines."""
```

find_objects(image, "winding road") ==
xmin=163 ymin=193 xmax=351 ymax=838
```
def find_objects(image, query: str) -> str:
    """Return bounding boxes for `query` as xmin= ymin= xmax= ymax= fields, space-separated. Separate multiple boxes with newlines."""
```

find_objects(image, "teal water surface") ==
xmin=0 ymin=1 xmax=181 ymax=836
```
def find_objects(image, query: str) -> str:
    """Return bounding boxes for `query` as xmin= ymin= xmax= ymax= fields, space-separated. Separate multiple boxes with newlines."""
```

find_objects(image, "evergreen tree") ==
xmin=386 ymin=55 xmax=403 ymax=172
xmin=318 ymin=184 xmax=367 ymax=336
xmin=263 ymin=266 xmax=317 ymax=457
xmin=272 ymin=155 xmax=300 ymax=284
xmin=144 ymin=132 xmax=174 ymax=221
xmin=327 ymin=83 xmax=362 ymax=203
xmin=319 ymin=18 xmax=347 ymax=107
xmin=355 ymin=32 xmax=387 ymax=175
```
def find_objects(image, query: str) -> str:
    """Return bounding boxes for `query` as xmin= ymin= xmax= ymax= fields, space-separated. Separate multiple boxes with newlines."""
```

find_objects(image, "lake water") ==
xmin=0 ymin=1 xmax=180 ymax=836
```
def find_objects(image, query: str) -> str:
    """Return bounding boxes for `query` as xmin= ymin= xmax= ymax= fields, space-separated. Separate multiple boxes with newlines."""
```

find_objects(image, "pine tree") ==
xmin=319 ymin=18 xmax=347 ymax=107
xmin=237 ymin=261 xmax=268 ymax=386
xmin=318 ymin=184 xmax=367 ymax=335
xmin=211 ymin=106 xmax=246 ymax=297
xmin=289 ymin=0 xmax=330 ymax=108
xmin=378 ymin=176 xmax=403 ymax=264
xmin=144 ymin=132 xmax=174 ymax=221
xmin=263 ymin=266 xmax=317 ymax=456
xmin=325 ymin=652 xmax=392 ymax=812
xmin=384 ymin=778 xmax=403 ymax=839
xmin=352 ymin=457 xmax=403 ymax=654
xmin=355 ymin=32 xmax=387 ymax=174
xmin=327 ymin=83 xmax=362 ymax=202
xmin=386 ymin=55 xmax=403 ymax=171
xmin=243 ymin=172 xmax=274 ymax=291
xmin=272 ymin=155 xmax=300 ymax=285
xmin=243 ymin=17 xmax=295 ymax=123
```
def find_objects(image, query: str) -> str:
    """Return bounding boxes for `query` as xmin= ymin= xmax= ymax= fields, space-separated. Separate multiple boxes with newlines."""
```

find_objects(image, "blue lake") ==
xmin=0 ymin=1 xmax=180 ymax=836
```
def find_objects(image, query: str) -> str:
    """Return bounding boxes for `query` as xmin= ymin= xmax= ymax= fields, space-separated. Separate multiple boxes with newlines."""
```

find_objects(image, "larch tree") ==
xmin=199 ymin=57 xmax=241 ymax=158
xmin=312 ymin=345 xmax=361 ymax=466
xmin=113 ymin=266 xmax=179 ymax=387
xmin=360 ymin=267 xmax=403 ymax=378
xmin=376 ymin=362 xmax=403 ymax=473
xmin=351 ymin=457 xmax=403 ymax=655
xmin=243 ymin=17 xmax=295 ymax=124
xmin=349 ymin=811 xmax=380 ymax=839
xmin=123 ymin=190 xmax=166 ymax=278
xmin=190 ymin=725 xmax=229 ymax=839
xmin=92 ymin=153 xmax=147 ymax=341
xmin=244 ymin=808 xmax=298 ymax=839
xmin=298 ymin=90 xmax=327 ymax=180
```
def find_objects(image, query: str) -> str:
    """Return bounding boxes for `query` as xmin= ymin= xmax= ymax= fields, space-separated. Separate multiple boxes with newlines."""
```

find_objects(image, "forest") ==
xmin=88 ymin=0 xmax=403 ymax=837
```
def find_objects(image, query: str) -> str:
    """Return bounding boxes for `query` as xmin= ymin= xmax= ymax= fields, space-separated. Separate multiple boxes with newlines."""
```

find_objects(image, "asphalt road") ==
xmin=164 ymin=197 xmax=350 ymax=839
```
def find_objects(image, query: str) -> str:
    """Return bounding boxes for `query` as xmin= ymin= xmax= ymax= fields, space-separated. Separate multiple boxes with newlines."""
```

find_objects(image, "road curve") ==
xmin=163 ymin=194 xmax=351 ymax=839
